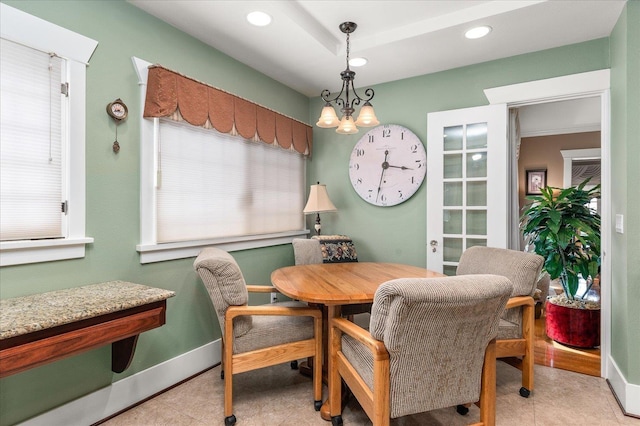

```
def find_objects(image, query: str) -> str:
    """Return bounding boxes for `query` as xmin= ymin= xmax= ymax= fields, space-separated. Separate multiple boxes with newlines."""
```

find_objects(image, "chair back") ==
xmin=194 ymin=247 xmax=252 ymax=338
xmin=367 ymin=275 xmax=512 ymax=418
xmin=292 ymin=238 xmax=323 ymax=265
xmin=457 ymin=246 xmax=543 ymax=297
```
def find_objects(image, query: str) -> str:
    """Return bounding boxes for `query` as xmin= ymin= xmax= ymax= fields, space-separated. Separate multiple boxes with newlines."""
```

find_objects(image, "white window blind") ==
xmin=156 ymin=118 xmax=305 ymax=243
xmin=0 ymin=38 xmax=65 ymax=241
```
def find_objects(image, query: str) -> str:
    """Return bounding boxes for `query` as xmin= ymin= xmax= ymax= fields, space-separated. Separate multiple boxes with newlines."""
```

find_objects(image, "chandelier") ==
xmin=316 ymin=22 xmax=379 ymax=134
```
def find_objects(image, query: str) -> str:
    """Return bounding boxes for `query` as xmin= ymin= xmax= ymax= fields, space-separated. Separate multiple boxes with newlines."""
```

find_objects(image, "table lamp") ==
xmin=303 ymin=182 xmax=337 ymax=235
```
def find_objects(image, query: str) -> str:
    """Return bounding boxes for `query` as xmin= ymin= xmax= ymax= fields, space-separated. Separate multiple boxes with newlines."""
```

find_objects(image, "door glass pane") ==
xmin=443 ymin=182 xmax=462 ymax=206
xmin=443 ymin=154 xmax=462 ymax=178
xmin=443 ymin=265 xmax=457 ymax=276
xmin=466 ymin=210 xmax=487 ymax=235
xmin=443 ymin=237 xmax=463 ymax=262
xmin=467 ymin=238 xmax=487 ymax=248
xmin=443 ymin=210 xmax=462 ymax=234
xmin=443 ymin=126 xmax=463 ymax=151
xmin=467 ymin=181 xmax=487 ymax=206
xmin=466 ymin=122 xmax=487 ymax=149
xmin=467 ymin=152 xmax=487 ymax=178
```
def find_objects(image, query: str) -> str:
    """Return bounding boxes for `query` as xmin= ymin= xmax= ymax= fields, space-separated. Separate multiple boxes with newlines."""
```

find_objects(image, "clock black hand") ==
xmin=387 ymin=164 xmax=413 ymax=170
xmin=376 ymin=150 xmax=389 ymax=202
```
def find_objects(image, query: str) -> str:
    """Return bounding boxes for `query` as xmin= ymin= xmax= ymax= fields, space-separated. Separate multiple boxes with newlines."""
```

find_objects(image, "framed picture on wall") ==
xmin=526 ymin=169 xmax=547 ymax=195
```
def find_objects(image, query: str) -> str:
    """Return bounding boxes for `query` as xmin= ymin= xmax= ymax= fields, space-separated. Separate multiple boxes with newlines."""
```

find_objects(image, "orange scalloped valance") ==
xmin=143 ymin=65 xmax=312 ymax=156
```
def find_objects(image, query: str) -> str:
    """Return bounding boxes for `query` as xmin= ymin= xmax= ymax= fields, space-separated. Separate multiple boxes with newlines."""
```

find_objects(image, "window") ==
xmin=133 ymin=58 xmax=308 ymax=263
xmin=155 ymin=118 xmax=305 ymax=243
xmin=0 ymin=4 xmax=97 ymax=266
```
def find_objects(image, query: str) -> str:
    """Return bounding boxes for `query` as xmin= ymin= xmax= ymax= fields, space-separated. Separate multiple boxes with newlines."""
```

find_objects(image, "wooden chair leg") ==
xmin=372 ymin=358 xmax=390 ymax=426
xmin=521 ymin=303 xmax=535 ymax=396
xmin=479 ymin=339 xmax=496 ymax=426
xmin=223 ymin=326 xmax=235 ymax=423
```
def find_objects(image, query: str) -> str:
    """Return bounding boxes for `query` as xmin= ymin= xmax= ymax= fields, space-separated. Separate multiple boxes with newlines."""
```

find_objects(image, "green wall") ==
xmin=307 ymin=37 xmax=610 ymax=266
xmin=0 ymin=1 xmax=308 ymax=425
xmin=1 ymin=0 xmax=638 ymax=424
xmin=610 ymin=0 xmax=640 ymax=384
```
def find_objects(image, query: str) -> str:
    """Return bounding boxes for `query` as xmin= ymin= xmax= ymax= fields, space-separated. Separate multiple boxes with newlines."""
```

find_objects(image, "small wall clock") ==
xmin=349 ymin=124 xmax=426 ymax=206
xmin=106 ymin=98 xmax=128 ymax=153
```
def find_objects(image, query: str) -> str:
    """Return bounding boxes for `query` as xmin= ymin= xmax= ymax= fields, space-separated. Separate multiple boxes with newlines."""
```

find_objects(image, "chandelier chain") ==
xmin=346 ymin=31 xmax=350 ymax=69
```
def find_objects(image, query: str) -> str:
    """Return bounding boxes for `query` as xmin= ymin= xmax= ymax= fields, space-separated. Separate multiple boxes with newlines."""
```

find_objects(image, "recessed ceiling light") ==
xmin=349 ymin=57 xmax=368 ymax=67
xmin=247 ymin=11 xmax=272 ymax=27
xmin=465 ymin=25 xmax=492 ymax=39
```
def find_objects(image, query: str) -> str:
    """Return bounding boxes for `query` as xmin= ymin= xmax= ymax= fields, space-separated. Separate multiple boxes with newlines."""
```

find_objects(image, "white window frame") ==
xmin=0 ymin=4 xmax=97 ymax=266
xmin=132 ymin=57 xmax=307 ymax=264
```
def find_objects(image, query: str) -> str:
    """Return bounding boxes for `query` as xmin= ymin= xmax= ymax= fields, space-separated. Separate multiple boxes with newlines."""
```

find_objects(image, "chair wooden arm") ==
xmin=505 ymin=295 xmax=535 ymax=309
xmin=331 ymin=317 xmax=389 ymax=360
xmin=226 ymin=305 xmax=321 ymax=321
xmin=246 ymin=285 xmax=278 ymax=293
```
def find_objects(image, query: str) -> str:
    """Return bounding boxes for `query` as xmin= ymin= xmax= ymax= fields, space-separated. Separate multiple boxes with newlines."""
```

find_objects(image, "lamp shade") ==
xmin=336 ymin=116 xmax=359 ymax=134
xmin=316 ymin=103 xmax=340 ymax=128
xmin=354 ymin=102 xmax=379 ymax=127
xmin=303 ymin=183 xmax=337 ymax=214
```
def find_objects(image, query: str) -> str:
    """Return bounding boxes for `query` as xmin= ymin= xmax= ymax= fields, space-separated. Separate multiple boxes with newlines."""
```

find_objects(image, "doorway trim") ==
xmin=483 ymin=69 xmax=611 ymax=379
xmin=561 ymin=148 xmax=601 ymax=188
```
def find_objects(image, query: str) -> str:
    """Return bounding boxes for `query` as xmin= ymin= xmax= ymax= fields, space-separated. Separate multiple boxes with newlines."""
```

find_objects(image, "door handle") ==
xmin=430 ymin=240 xmax=438 ymax=253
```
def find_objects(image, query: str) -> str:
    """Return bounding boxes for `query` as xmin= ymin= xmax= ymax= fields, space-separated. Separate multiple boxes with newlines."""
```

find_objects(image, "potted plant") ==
xmin=520 ymin=178 xmax=601 ymax=348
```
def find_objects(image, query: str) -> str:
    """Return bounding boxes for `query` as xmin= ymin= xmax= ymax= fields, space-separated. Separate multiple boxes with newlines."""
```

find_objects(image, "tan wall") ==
xmin=518 ymin=131 xmax=600 ymax=209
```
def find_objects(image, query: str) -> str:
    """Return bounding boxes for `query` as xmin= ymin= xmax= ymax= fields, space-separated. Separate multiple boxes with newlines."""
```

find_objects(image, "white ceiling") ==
xmin=128 ymin=0 xmax=625 ymax=98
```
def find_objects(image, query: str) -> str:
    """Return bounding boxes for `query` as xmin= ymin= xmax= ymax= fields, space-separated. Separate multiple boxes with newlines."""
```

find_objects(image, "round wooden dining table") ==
xmin=271 ymin=262 xmax=444 ymax=421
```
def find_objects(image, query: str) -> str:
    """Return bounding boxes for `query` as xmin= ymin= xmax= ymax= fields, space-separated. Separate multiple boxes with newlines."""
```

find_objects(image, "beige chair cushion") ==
xmin=234 ymin=301 xmax=315 ymax=354
xmin=343 ymin=275 xmax=512 ymax=419
xmin=194 ymin=247 xmax=252 ymax=338
xmin=456 ymin=246 xmax=543 ymax=297
xmin=292 ymin=238 xmax=323 ymax=265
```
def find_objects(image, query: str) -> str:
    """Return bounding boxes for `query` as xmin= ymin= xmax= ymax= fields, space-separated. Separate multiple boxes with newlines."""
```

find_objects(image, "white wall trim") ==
xmin=18 ymin=340 xmax=221 ymax=426
xmin=520 ymin=123 xmax=601 ymax=138
xmin=483 ymin=69 xmax=610 ymax=106
xmin=607 ymin=355 xmax=640 ymax=417
xmin=560 ymin=148 xmax=602 ymax=188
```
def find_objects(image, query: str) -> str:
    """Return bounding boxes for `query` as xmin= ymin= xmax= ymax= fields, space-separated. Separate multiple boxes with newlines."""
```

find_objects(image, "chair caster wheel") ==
xmin=220 ymin=370 xmax=224 ymax=380
xmin=331 ymin=415 xmax=343 ymax=426
xmin=291 ymin=360 xmax=298 ymax=370
xmin=224 ymin=414 xmax=236 ymax=426
xmin=456 ymin=405 xmax=469 ymax=416
xmin=314 ymin=400 xmax=322 ymax=411
xmin=519 ymin=387 xmax=531 ymax=398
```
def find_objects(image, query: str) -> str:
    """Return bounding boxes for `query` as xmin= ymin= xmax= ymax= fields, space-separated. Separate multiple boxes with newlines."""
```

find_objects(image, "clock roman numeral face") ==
xmin=349 ymin=124 xmax=426 ymax=207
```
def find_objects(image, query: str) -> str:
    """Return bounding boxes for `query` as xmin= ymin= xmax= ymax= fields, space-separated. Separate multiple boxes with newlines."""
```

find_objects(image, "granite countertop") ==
xmin=0 ymin=281 xmax=175 ymax=340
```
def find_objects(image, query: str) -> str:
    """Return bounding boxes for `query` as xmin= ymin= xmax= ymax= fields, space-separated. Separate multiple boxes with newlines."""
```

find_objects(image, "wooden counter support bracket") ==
xmin=0 ymin=301 xmax=167 ymax=378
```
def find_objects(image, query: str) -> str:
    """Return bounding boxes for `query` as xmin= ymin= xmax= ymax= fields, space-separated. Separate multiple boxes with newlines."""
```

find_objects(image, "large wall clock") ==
xmin=349 ymin=124 xmax=426 ymax=206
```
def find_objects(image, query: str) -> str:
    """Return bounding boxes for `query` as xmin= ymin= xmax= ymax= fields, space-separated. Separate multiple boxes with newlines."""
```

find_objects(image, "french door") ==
xmin=426 ymin=104 xmax=508 ymax=274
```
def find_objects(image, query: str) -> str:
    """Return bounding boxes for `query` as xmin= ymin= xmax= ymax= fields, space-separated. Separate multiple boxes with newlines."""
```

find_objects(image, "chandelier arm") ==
xmin=321 ymin=82 xmax=349 ymax=108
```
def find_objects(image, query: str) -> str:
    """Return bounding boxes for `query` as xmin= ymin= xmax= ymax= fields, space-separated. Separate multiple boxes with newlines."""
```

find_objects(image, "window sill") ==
xmin=136 ymin=230 xmax=310 ymax=264
xmin=0 ymin=237 xmax=94 ymax=267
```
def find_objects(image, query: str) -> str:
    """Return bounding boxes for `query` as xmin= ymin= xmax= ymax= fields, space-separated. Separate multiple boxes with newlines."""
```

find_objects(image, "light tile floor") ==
xmin=102 ymin=361 xmax=639 ymax=425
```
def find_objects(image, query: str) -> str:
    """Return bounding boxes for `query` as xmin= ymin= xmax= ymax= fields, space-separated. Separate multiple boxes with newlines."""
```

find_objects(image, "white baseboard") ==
xmin=18 ymin=340 xmax=221 ymax=426
xmin=607 ymin=354 xmax=640 ymax=417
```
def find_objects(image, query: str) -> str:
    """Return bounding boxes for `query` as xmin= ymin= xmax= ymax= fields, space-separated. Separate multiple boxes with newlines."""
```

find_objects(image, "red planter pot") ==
xmin=545 ymin=300 xmax=600 ymax=348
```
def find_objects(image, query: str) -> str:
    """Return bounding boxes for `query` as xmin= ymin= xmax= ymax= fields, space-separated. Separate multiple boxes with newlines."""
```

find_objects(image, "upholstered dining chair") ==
xmin=194 ymin=247 xmax=323 ymax=426
xmin=456 ymin=246 xmax=544 ymax=398
xmin=329 ymin=275 xmax=512 ymax=426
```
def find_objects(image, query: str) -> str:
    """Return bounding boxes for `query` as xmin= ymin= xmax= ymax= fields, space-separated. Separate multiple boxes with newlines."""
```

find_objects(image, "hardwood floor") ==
xmin=534 ymin=310 xmax=601 ymax=377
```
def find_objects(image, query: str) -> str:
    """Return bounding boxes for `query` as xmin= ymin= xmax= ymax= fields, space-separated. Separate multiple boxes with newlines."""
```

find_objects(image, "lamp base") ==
xmin=314 ymin=213 xmax=322 ymax=235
